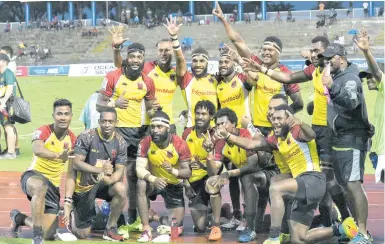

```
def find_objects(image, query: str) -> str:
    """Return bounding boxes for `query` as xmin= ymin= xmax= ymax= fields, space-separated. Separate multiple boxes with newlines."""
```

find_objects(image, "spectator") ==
xmin=121 ymin=10 xmax=126 ymax=24
xmin=287 ymin=10 xmax=293 ymax=22
xmin=363 ymin=1 xmax=369 ymax=18
xmin=18 ymin=22 xmax=23 ymax=32
xmin=0 ymin=53 xmax=17 ymax=159
xmin=338 ymin=33 xmax=345 ymax=45
xmin=80 ymin=91 xmax=101 ymax=130
xmin=379 ymin=5 xmax=384 ymax=17
xmin=134 ymin=7 xmax=138 ymax=18
xmin=4 ymin=21 xmax=10 ymax=33
xmin=245 ymin=13 xmax=251 ymax=24
xmin=274 ymin=11 xmax=282 ymax=25
xmin=232 ymin=6 xmax=238 ymax=21
xmin=256 ymin=12 xmax=262 ymax=21
xmin=347 ymin=1 xmax=353 ymax=17
xmin=125 ymin=8 xmax=131 ymax=21
xmin=146 ymin=8 xmax=152 ymax=20
xmin=319 ymin=2 xmax=325 ymax=11
xmin=255 ymin=4 xmax=260 ymax=21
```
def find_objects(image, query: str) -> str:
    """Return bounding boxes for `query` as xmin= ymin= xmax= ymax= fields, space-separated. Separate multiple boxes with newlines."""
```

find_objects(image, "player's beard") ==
xmin=156 ymin=57 xmax=172 ymax=72
xmin=124 ymin=61 xmax=144 ymax=80
xmin=192 ymin=65 xmax=208 ymax=79
xmin=221 ymin=65 xmax=235 ymax=77
xmin=151 ymin=131 xmax=169 ymax=144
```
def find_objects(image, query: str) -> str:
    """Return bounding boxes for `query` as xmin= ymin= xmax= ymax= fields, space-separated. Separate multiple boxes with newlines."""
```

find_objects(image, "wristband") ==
xmin=170 ymin=34 xmax=178 ymax=40
xmin=112 ymin=44 xmax=122 ymax=50
xmin=172 ymin=168 xmax=179 ymax=177
xmin=267 ymin=69 xmax=274 ymax=77
xmin=64 ymin=201 xmax=72 ymax=206
xmin=173 ymin=45 xmax=181 ymax=50
xmin=264 ymin=68 xmax=269 ymax=75
xmin=148 ymin=175 xmax=157 ymax=183
xmin=225 ymin=133 xmax=231 ymax=140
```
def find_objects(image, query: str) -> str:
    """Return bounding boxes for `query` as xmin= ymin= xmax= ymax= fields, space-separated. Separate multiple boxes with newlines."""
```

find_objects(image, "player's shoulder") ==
xmin=266 ymin=132 xmax=278 ymax=146
xmin=114 ymin=131 xmax=127 ymax=147
xmin=67 ymin=129 xmax=77 ymax=141
xmin=106 ymin=68 xmax=123 ymax=78
xmin=277 ymin=63 xmax=292 ymax=73
xmin=171 ymin=134 xmax=188 ymax=147
xmin=182 ymin=127 xmax=193 ymax=140
xmin=143 ymin=61 xmax=157 ymax=75
xmin=32 ymin=124 xmax=53 ymax=141
xmin=239 ymin=128 xmax=252 ymax=138
xmin=236 ymin=72 xmax=248 ymax=82
xmin=140 ymin=135 xmax=153 ymax=146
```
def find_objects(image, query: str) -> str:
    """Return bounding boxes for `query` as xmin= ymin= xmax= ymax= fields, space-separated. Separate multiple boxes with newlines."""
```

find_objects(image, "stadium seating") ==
xmin=1 ymin=17 xmax=383 ymax=65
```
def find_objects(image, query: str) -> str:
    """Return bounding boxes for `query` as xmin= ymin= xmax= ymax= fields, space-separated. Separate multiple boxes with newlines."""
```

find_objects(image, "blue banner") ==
xmin=28 ymin=66 xmax=70 ymax=76
xmin=280 ymin=59 xmax=385 ymax=71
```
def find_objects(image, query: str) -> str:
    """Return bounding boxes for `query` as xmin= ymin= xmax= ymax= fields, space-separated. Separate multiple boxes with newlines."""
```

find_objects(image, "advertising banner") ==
xmin=16 ymin=66 xmax=28 ymax=77
xmin=68 ymin=63 xmax=116 ymax=77
xmin=28 ymin=65 xmax=69 ymax=76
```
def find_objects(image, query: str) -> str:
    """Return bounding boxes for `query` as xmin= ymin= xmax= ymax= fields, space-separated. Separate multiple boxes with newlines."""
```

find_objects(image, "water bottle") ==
xmin=369 ymin=152 xmax=378 ymax=169
xmin=101 ymin=201 xmax=110 ymax=219
xmin=170 ymin=217 xmax=178 ymax=239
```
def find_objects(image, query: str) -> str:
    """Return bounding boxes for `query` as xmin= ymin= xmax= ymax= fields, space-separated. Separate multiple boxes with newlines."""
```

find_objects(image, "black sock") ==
xmin=127 ymin=209 xmax=137 ymax=224
xmin=245 ymin=213 xmax=256 ymax=231
xmin=332 ymin=224 xmax=340 ymax=236
xmin=15 ymin=213 xmax=28 ymax=226
xmin=331 ymin=192 xmax=350 ymax=220
xmin=233 ymin=209 xmax=242 ymax=220
xmin=281 ymin=199 xmax=291 ymax=234
xmin=269 ymin=226 xmax=280 ymax=238
xmin=33 ymin=225 xmax=43 ymax=238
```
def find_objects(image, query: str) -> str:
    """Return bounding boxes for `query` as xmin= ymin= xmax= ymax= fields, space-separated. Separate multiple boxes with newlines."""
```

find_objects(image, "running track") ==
xmin=0 ymin=172 xmax=383 ymax=243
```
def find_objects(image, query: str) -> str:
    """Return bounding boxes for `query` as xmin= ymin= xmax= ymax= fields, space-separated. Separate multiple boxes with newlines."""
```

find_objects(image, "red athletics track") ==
xmin=0 ymin=172 xmax=383 ymax=243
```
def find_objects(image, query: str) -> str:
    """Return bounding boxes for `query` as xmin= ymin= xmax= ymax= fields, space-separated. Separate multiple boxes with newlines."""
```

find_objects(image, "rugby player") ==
xmin=164 ymin=17 xmax=219 ymax=128
xmin=182 ymin=100 xmax=223 ymax=241
xmin=213 ymin=108 xmax=279 ymax=242
xmin=247 ymin=36 xmax=351 ymax=229
xmin=218 ymin=104 xmax=358 ymax=244
xmin=213 ymin=2 xmax=303 ymax=136
xmin=136 ymin=110 xmax=192 ymax=242
xmin=96 ymin=42 xmax=157 ymax=225
xmin=10 ymin=99 xmax=76 ymax=244
xmin=63 ymin=108 xmax=127 ymax=241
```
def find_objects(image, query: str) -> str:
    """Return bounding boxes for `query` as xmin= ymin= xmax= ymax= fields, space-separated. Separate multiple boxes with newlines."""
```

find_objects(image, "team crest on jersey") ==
xmin=153 ymin=72 xmax=159 ymax=78
xmin=208 ymin=77 xmax=214 ymax=83
xmin=137 ymin=82 xmax=143 ymax=90
xmin=170 ymin=74 xmax=176 ymax=81
xmin=51 ymin=141 xmax=55 ymax=146
xmin=63 ymin=142 xmax=69 ymax=149
xmin=228 ymin=151 xmax=231 ymax=155
xmin=231 ymin=80 xmax=237 ymax=88
xmin=287 ymin=137 xmax=291 ymax=145
xmin=167 ymin=150 xmax=173 ymax=158
xmin=188 ymin=138 xmax=193 ymax=143
xmin=151 ymin=150 xmax=156 ymax=154
xmin=111 ymin=150 xmax=117 ymax=159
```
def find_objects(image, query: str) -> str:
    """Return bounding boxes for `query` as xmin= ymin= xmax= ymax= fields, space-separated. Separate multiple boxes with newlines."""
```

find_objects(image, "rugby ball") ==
xmin=205 ymin=176 xmax=222 ymax=195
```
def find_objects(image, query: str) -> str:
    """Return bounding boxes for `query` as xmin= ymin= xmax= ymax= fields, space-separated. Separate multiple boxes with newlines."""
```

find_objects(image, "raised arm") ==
xmin=286 ymin=110 xmax=316 ymax=142
xmin=164 ymin=17 xmax=186 ymax=77
xmin=213 ymin=2 xmax=251 ymax=59
xmin=109 ymin=24 xmax=130 ymax=68
xmin=355 ymin=30 xmax=383 ymax=82
xmin=217 ymin=128 xmax=272 ymax=152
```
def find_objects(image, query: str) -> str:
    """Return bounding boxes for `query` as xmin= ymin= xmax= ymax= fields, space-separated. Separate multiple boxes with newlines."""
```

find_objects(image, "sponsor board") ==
xmin=16 ymin=66 xmax=28 ymax=77
xmin=68 ymin=63 xmax=116 ymax=76
xmin=28 ymin=65 xmax=69 ymax=76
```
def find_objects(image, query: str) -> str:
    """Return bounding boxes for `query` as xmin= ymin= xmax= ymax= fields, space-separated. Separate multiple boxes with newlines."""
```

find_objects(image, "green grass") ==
xmin=0 ymin=76 xmax=377 ymax=173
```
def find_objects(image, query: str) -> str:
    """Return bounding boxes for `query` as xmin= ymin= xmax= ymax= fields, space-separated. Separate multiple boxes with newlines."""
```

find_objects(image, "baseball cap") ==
xmin=359 ymin=63 xmax=384 ymax=79
xmin=0 ymin=53 xmax=10 ymax=62
xmin=318 ymin=43 xmax=347 ymax=58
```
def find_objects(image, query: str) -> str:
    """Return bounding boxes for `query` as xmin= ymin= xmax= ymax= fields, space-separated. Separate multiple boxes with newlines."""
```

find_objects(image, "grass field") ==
xmin=0 ymin=238 xmax=139 ymax=244
xmin=0 ymin=75 xmax=378 ymax=173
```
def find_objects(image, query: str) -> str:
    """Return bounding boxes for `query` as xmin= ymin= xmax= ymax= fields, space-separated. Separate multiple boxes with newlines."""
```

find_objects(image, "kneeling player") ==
xmin=218 ymin=104 xmax=359 ymax=244
xmin=182 ymin=100 xmax=224 ymax=241
xmin=212 ymin=108 xmax=279 ymax=242
xmin=63 ymin=108 xmax=127 ymax=241
xmin=136 ymin=111 xmax=192 ymax=242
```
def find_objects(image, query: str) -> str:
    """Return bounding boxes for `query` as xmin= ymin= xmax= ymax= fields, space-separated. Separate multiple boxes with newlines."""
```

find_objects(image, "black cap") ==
xmin=359 ymin=63 xmax=384 ymax=79
xmin=318 ymin=43 xmax=347 ymax=58
xmin=0 ymin=53 xmax=10 ymax=62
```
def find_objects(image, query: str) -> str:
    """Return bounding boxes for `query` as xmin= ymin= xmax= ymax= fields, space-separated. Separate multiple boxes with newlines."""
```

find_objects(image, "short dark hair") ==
xmin=195 ymin=100 xmax=216 ymax=116
xmin=156 ymin=38 xmax=172 ymax=47
xmin=311 ymin=36 xmax=330 ymax=49
xmin=215 ymin=108 xmax=238 ymax=126
xmin=127 ymin=42 xmax=145 ymax=54
xmin=53 ymin=99 xmax=72 ymax=111
xmin=99 ymin=107 xmax=117 ymax=120
xmin=271 ymin=94 xmax=288 ymax=104
xmin=264 ymin=36 xmax=283 ymax=51
xmin=273 ymin=104 xmax=294 ymax=115
xmin=192 ymin=47 xmax=209 ymax=57
xmin=0 ymin=46 xmax=13 ymax=57
xmin=152 ymin=110 xmax=170 ymax=121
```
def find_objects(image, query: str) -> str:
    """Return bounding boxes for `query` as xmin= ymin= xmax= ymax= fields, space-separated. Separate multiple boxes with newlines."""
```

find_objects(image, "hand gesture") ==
xmin=212 ymin=1 xmax=225 ymax=20
xmin=62 ymin=202 xmax=72 ymax=227
xmin=162 ymin=161 xmax=173 ymax=174
xmin=215 ymin=127 xmax=229 ymax=140
xmin=163 ymin=16 xmax=182 ymax=36
xmin=108 ymin=24 xmax=129 ymax=46
xmin=185 ymin=186 xmax=196 ymax=199
xmin=240 ymin=115 xmax=252 ymax=129
xmin=154 ymin=177 xmax=168 ymax=190
xmin=102 ymin=159 xmax=114 ymax=176
xmin=322 ymin=62 xmax=333 ymax=89
xmin=115 ymin=91 xmax=128 ymax=109
xmin=190 ymin=156 xmax=206 ymax=170
xmin=58 ymin=149 xmax=71 ymax=162
xmin=354 ymin=29 xmax=370 ymax=52
xmin=202 ymin=132 xmax=214 ymax=153
xmin=242 ymin=57 xmax=262 ymax=73
xmin=285 ymin=110 xmax=302 ymax=129
xmin=213 ymin=172 xmax=230 ymax=188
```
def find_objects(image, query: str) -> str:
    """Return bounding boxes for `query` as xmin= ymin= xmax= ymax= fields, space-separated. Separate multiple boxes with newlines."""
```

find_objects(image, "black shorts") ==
xmin=189 ymin=176 xmax=210 ymax=207
xmin=261 ymin=165 xmax=280 ymax=188
xmin=254 ymin=126 xmax=271 ymax=137
xmin=116 ymin=126 xmax=148 ymax=160
xmin=333 ymin=148 xmax=366 ymax=186
xmin=73 ymin=183 xmax=113 ymax=229
xmin=21 ymin=170 xmax=60 ymax=215
xmin=312 ymin=125 xmax=333 ymax=162
xmin=290 ymin=171 xmax=326 ymax=226
xmin=148 ymin=183 xmax=185 ymax=209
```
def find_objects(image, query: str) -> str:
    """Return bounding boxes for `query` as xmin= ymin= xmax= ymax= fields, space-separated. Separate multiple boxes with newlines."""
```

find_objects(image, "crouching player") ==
xmin=136 ymin=110 xmax=192 ymax=242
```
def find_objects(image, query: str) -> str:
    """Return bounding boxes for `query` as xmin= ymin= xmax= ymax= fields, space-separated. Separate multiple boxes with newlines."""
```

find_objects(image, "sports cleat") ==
xmin=137 ymin=230 xmax=152 ymax=243
xmin=339 ymin=217 xmax=359 ymax=239
xmin=208 ymin=226 xmax=222 ymax=241
xmin=338 ymin=233 xmax=350 ymax=243
xmin=238 ymin=228 xmax=257 ymax=243
xmin=263 ymin=237 xmax=280 ymax=244
xmin=236 ymin=219 xmax=246 ymax=232
xmin=221 ymin=217 xmax=240 ymax=230
xmin=10 ymin=209 xmax=22 ymax=238
xmin=348 ymin=232 xmax=372 ymax=244
xmin=103 ymin=227 xmax=124 ymax=241
xmin=279 ymin=233 xmax=291 ymax=244
xmin=32 ymin=236 xmax=44 ymax=244
xmin=152 ymin=234 xmax=171 ymax=243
